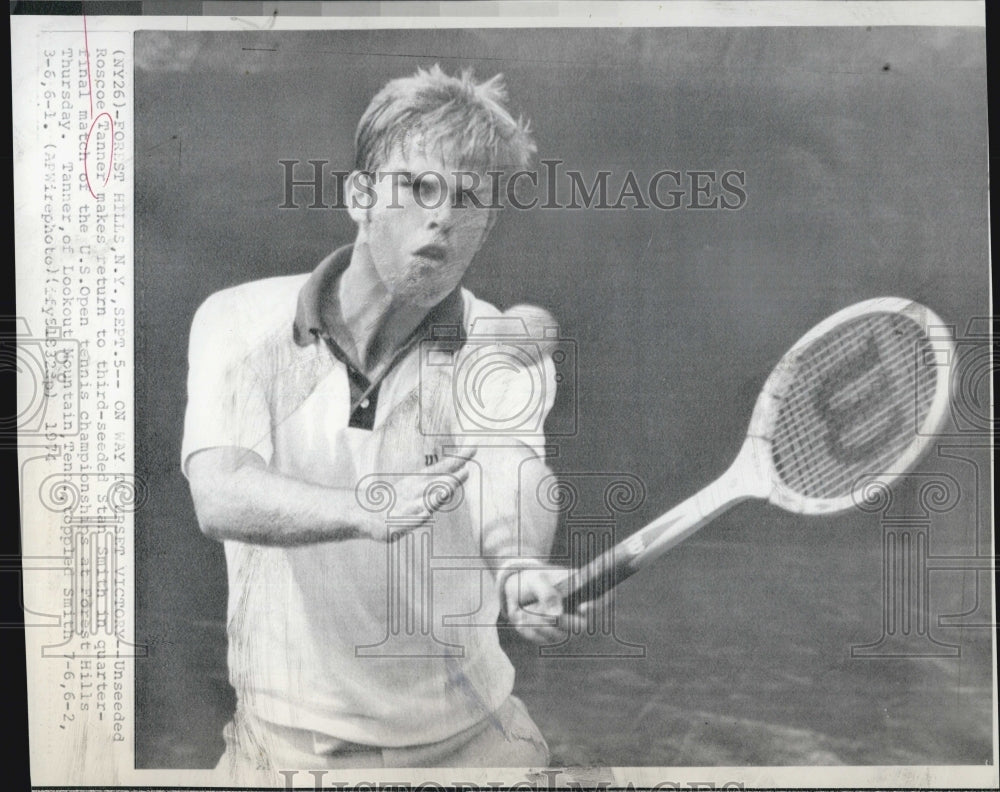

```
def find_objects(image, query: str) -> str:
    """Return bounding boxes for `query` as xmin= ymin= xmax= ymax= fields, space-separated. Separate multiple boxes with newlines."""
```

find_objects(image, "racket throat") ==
xmin=630 ymin=449 xmax=761 ymax=564
xmin=560 ymin=438 xmax=766 ymax=610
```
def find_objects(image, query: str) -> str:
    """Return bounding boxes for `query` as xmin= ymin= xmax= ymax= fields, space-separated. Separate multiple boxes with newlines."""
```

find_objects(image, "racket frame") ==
xmin=749 ymin=296 xmax=954 ymax=516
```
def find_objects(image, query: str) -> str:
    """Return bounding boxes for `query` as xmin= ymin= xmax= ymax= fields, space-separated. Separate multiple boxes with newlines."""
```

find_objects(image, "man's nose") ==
xmin=427 ymin=196 xmax=455 ymax=230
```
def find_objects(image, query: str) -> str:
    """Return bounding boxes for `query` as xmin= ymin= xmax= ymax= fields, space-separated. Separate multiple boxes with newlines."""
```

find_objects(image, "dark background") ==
xmin=134 ymin=27 xmax=993 ymax=768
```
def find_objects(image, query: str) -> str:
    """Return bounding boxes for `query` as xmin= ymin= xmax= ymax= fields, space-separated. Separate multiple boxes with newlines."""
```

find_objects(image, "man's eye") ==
xmin=413 ymin=176 xmax=438 ymax=201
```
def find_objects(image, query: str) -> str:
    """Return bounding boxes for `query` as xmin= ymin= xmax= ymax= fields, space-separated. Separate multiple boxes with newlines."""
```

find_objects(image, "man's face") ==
xmin=355 ymin=143 xmax=494 ymax=309
xmin=359 ymin=146 xmax=490 ymax=308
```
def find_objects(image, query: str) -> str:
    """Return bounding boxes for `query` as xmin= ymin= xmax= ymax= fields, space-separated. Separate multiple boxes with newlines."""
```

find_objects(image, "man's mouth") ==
xmin=414 ymin=244 xmax=447 ymax=262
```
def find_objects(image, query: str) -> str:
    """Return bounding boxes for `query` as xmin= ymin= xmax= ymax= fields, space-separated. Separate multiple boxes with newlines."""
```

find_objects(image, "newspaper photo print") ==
xmin=12 ymin=3 xmax=996 ymax=790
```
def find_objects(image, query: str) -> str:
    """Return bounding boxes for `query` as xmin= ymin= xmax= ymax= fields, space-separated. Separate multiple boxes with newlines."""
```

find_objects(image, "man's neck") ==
xmin=324 ymin=243 xmax=429 ymax=376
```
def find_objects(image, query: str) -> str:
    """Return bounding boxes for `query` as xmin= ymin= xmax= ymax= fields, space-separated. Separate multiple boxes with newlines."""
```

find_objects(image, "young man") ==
xmin=182 ymin=66 xmax=588 ymax=780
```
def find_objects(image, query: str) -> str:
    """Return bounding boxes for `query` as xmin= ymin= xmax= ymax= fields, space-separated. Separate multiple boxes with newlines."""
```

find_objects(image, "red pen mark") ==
xmin=81 ymin=14 xmax=115 ymax=199
xmin=82 ymin=14 xmax=94 ymax=118
xmin=83 ymin=112 xmax=115 ymax=199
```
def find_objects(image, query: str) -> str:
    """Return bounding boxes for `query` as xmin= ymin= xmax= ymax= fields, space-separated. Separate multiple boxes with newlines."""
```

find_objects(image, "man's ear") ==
xmin=345 ymin=170 xmax=374 ymax=225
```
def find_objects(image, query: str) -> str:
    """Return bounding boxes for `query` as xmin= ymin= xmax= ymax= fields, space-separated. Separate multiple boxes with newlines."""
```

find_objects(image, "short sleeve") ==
xmin=180 ymin=290 xmax=275 ymax=477
xmin=450 ymin=318 xmax=559 ymax=456
xmin=472 ymin=352 xmax=557 ymax=456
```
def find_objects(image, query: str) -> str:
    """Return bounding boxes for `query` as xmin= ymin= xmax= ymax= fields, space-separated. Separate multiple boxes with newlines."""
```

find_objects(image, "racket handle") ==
xmin=556 ymin=545 xmax=637 ymax=613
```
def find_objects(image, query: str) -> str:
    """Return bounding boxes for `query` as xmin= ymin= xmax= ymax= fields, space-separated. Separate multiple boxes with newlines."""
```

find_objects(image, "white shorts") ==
xmin=215 ymin=694 xmax=550 ymax=784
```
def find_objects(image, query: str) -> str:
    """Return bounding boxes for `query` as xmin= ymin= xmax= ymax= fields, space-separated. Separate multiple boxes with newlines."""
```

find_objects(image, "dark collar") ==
xmin=292 ymin=244 xmax=467 ymax=350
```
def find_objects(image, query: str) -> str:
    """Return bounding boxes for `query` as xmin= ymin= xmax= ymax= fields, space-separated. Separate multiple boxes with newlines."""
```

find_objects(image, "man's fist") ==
xmin=503 ymin=565 xmax=607 ymax=644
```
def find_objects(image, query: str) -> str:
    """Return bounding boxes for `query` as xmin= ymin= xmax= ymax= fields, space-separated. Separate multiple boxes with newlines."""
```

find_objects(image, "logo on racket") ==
xmin=812 ymin=332 xmax=905 ymax=463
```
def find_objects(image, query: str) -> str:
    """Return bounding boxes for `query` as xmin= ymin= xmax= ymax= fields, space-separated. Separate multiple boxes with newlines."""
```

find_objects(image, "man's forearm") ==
xmin=473 ymin=445 xmax=560 ymax=619
xmin=476 ymin=444 xmax=557 ymax=562
xmin=187 ymin=448 xmax=375 ymax=546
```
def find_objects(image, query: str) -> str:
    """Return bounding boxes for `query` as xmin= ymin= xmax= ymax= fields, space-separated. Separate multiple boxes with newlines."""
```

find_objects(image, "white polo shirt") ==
xmin=181 ymin=245 xmax=557 ymax=746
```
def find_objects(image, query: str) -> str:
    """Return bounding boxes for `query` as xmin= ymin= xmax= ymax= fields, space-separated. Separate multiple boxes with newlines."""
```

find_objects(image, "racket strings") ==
xmin=774 ymin=317 xmax=936 ymax=496
xmin=776 ymin=334 xmax=935 ymax=495
xmin=779 ymin=362 xmax=935 ymax=462
xmin=770 ymin=313 xmax=939 ymax=500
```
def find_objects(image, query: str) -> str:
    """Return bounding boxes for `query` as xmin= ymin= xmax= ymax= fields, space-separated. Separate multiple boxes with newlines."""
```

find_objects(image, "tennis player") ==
xmin=182 ymin=66 xmax=586 ymax=781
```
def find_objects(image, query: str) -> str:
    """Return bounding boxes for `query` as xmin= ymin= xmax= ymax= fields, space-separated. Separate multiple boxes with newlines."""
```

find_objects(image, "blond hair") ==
xmin=355 ymin=65 xmax=537 ymax=177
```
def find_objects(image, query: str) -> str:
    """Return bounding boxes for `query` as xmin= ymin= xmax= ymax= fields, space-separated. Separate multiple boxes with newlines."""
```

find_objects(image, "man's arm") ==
xmin=472 ymin=441 xmax=602 ymax=642
xmin=182 ymin=286 xmax=473 ymax=547
xmin=467 ymin=303 xmax=609 ymax=642
xmin=187 ymin=446 xmax=472 ymax=546
xmin=475 ymin=442 xmax=556 ymax=561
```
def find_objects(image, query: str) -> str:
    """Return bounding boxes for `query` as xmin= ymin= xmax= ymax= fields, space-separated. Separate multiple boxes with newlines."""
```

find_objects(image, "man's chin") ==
xmin=394 ymin=285 xmax=450 ymax=311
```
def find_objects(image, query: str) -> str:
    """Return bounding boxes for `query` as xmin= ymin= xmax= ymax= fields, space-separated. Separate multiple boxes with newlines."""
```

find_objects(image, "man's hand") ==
xmin=503 ymin=566 xmax=610 ymax=644
xmin=366 ymin=449 xmax=477 ymax=543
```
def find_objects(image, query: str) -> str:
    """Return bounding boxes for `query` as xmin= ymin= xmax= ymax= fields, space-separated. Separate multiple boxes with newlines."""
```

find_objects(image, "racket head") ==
xmin=746 ymin=297 xmax=954 ymax=515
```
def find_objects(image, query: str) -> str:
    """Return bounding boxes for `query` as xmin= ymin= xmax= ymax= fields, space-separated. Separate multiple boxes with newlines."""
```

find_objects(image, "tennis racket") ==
xmin=559 ymin=297 xmax=954 ymax=611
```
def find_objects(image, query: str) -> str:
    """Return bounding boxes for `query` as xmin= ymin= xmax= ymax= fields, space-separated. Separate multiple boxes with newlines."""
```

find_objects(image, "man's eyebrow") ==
xmin=379 ymin=170 xmax=413 ymax=181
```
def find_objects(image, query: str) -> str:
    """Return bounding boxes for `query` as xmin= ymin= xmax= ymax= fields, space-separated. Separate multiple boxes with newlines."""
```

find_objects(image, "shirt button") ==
xmin=360 ymin=398 xmax=370 ymax=409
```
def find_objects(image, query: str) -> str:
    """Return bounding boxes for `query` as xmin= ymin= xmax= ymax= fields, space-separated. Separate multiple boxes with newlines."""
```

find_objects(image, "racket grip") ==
xmin=556 ymin=546 xmax=638 ymax=612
